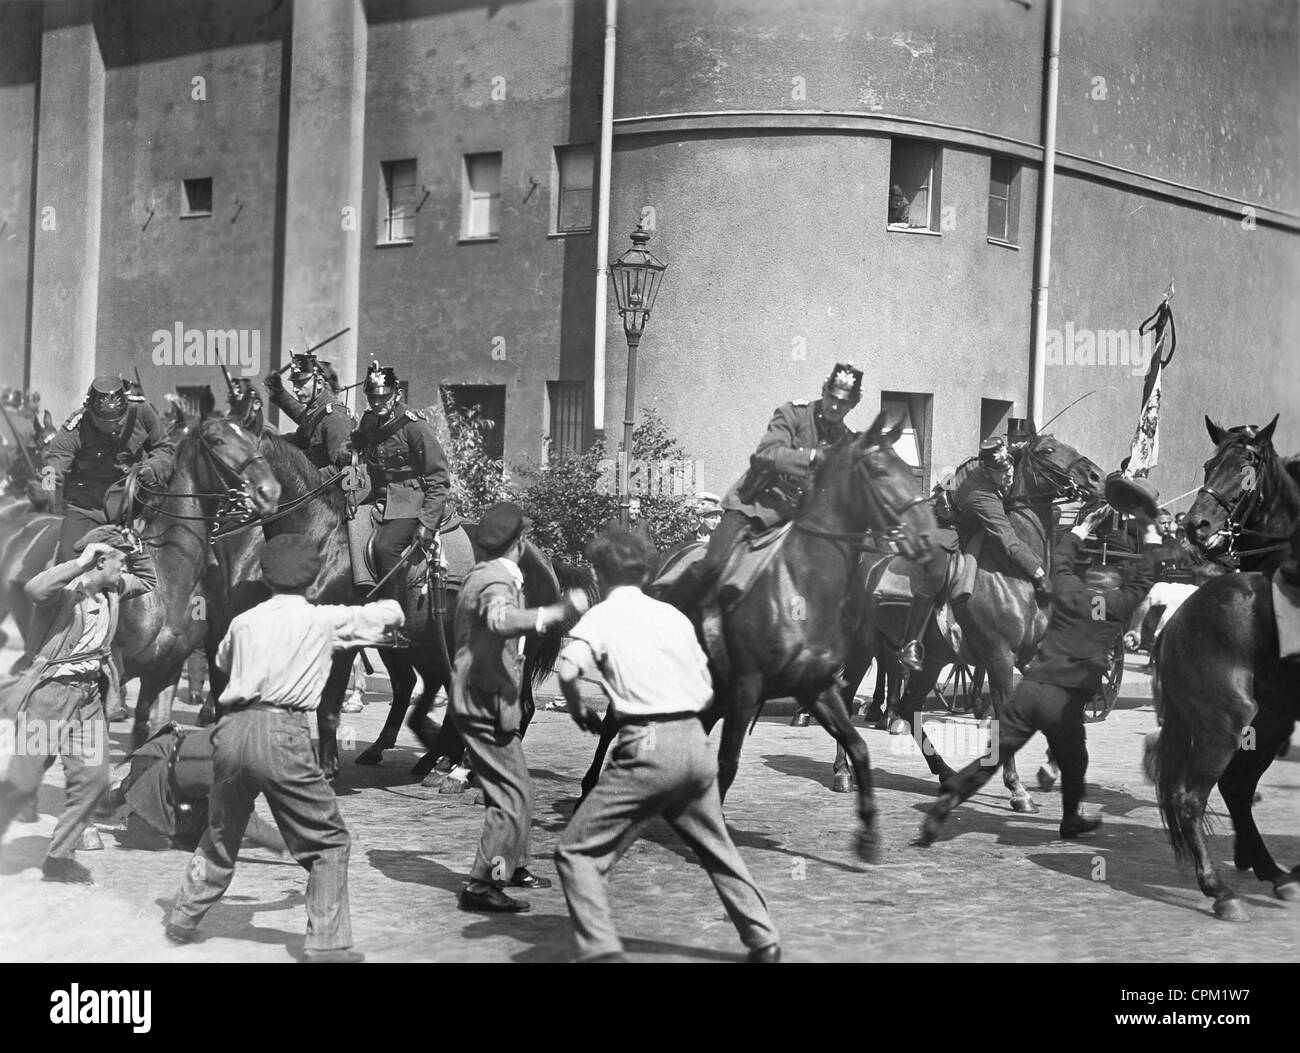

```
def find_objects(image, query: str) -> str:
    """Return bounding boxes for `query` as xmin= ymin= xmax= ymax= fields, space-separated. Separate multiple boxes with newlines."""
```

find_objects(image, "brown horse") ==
xmin=674 ymin=414 xmax=939 ymax=861
xmin=837 ymin=430 xmax=1105 ymax=811
xmin=1185 ymin=415 xmax=1298 ymax=574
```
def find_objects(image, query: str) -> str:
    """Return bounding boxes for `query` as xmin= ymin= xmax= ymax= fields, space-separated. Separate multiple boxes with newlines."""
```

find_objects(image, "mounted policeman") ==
xmin=36 ymin=376 xmax=176 ymax=561
xmin=350 ymin=361 xmax=452 ymax=605
xmin=665 ymin=362 xmax=863 ymax=614
xmin=264 ymin=351 xmax=352 ymax=471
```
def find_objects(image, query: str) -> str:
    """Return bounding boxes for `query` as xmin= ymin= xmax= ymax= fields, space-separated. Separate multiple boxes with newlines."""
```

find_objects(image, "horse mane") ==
xmin=260 ymin=431 xmax=347 ymax=512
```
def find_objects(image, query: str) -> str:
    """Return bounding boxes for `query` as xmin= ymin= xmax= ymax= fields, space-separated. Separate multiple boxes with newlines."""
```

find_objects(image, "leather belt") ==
xmin=615 ymin=711 xmax=699 ymax=730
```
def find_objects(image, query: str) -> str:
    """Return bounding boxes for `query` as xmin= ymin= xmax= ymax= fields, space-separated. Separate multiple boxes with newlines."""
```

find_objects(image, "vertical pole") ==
xmin=593 ymin=0 xmax=618 ymax=440
xmin=619 ymin=329 xmax=639 ymax=527
xmin=1028 ymin=0 xmax=1061 ymax=428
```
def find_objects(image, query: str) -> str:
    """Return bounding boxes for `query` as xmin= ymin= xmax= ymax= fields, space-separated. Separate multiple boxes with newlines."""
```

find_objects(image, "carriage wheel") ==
xmin=931 ymin=660 xmax=984 ymax=715
xmin=1085 ymin=638 xmax=1125 ymax=722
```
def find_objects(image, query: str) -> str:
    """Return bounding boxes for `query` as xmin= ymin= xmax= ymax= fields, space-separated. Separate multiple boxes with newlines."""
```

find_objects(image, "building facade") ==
xmin=2 ymin=0 xmax=1297 ymax=506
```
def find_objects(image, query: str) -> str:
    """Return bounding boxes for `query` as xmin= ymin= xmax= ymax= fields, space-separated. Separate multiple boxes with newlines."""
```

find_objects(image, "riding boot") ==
xmin=899 ymin=593 xmax=935 ymax=672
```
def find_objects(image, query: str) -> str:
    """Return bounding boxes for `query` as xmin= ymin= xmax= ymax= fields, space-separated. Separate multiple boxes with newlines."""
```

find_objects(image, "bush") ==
xmin=426 ymin=397 xmax=515 ymax=522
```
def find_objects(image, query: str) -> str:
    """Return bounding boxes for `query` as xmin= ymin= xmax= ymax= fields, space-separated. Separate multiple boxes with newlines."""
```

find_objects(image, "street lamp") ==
xmin=608 ymin=222 xmax=667 ymax=527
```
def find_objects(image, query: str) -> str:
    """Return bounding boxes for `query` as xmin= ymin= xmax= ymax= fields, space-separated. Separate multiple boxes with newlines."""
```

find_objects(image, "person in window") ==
xmin=888 ymin=184 xmax=910 ymax=225
xmin=265 ymin=352 xmax=353 ymax=471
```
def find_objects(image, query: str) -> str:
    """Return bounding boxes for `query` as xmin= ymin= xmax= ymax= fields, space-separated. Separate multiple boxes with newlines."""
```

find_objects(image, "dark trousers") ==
xmin=664 ymin=509 xmax=750 ymax=609
xmin=56 ymin=506 xmax=110 ymax=562
xmin=0 ymin=678 xmax=110 ymax=859
xmin=452 ymin=703 xmax=532 ymax=885
xmin=556 ymin=717 xmax=778 ymax=960
xmin=374 ymin=518 xmax=417 ymax=601
xmin=168 ymin=707 xmax=354 ymax=952
xmin=943 ymin=679 xmax=1092 ymax=817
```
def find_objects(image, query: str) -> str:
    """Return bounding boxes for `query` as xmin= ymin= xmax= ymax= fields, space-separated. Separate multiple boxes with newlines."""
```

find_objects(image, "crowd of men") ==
xmin=0 ymin=355 xmax=1276 ymax=962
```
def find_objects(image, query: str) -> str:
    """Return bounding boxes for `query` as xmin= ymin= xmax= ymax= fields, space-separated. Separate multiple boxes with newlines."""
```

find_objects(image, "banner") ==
xmin=1126 ymin=296 xmax=1176 ymax=478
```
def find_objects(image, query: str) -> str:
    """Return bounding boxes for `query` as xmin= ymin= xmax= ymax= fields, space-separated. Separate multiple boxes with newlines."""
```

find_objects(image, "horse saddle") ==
xmin=712 ymin=521 xmax=794 ymax=611
xmin=1271 ymin=572 xmax=1300 ymax=661
xmin=868 ymin=551 xmax=972 ymax=658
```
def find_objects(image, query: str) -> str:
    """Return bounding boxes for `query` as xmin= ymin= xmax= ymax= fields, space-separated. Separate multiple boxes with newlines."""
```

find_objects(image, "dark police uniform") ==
xmin=42 ymin=395 xmax=175 ymax=561
xmin=270 ymin=386 xmax=353 ymax=470
xmin=953 ymin=463 xmax=1043 ymax=581
xmin=352 ymin=406 xmax=451 ymax=583
xmin=923 ymin=532 xmax=1155 ymax=840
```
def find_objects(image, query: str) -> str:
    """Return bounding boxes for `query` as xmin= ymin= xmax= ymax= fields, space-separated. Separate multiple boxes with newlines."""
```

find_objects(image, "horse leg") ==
xmin=356 ymin=649 xmax=415 ymax=765
xmin=315 ymin=652 xmax=353 ymax=780
xmin=806 ymin=684 xmax=879 ymax=863
xmin=580 ymin=709 xmax=617 ymax=801
xmin=716 ymin=675 xmax=761 ymax=804
xmin=1219 ymin=731 xmax=1298 ymax=901
xmin=986 ymin=652 xmax=1036 ymax=813
xmin=833 ymin=644 xmax=871 ymax=793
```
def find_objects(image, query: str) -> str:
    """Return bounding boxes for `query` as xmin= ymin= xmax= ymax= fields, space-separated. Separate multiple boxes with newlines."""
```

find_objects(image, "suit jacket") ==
xmin=43 ymin=398 xmax=175 ymax=511
xmin=723 ymin=399 xmax=852 ymax=529
xmin=0 ymin=546 xmax=157 ymax=722
xmin=353 ymin=408 xmax=451 ymax=529
xmin=954 ymin=465 xmax=1042 ymax=579
xmin=1024 ymin=533 xmax=1155 ymax=691
xmin=451 ymin=558 xmax=539 ymax=734
xmin=270 ymin=389 xmax=354 ymax=470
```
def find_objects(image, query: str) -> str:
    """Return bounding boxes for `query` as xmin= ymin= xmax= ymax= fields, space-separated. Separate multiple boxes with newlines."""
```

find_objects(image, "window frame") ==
xmin=886 ymin=140 xmax=943 ymax=236
xmin=378 ymin=158 xmax=419 ymax=246
xmin=553 ymin=144 xmax=595 ymax=235
xmin=181 ymin=177 xmax=213 ymax=219
xmin=461 ymin=152 xmax=503 ymax=242
xmin=987 ymin=155 xmax=1021 ymax=248
xmin=546 ymin=379 xmax=586 ymax=458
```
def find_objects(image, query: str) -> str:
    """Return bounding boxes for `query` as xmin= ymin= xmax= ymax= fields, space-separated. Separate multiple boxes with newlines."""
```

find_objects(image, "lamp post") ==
xmin=608 ymin=222 xmax=667 ymax=527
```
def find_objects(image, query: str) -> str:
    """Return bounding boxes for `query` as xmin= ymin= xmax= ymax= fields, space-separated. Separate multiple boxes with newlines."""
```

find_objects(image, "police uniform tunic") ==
xmin=270 ymin=389 xmax=353 ymax=470
xmin=953 ymin=464 xmax=1043 ymax=580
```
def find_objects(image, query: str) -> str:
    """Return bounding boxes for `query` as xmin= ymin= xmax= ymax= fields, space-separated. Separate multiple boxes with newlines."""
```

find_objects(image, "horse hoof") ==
xmin=854 ymin=831 xmax=882 ymax=864
xmin=1010 ymin=796 xmax=1039 ymax=814
xmin=354 ymin=746 xmax=384 ymax=766
xmin=1273 ymin=879 xmax=1300 ymax=903
xmin=1036 ymin=766 xmax=1057 ymax=792
xmin=831 ymin=773 xmax=855 ymax=794
xmin=888 ymin=718 xmax=910 ymax=736
xmin=1213 ymin=898 xmax=1250 ymax=922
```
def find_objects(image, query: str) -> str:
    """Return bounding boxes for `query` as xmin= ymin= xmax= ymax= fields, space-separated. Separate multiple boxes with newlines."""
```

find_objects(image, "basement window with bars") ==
xmin=987 ymin=155 xmax=1021 ymax=246
xmin=182 ymin=178 xmax=213 ymax=217
xmin=554 ymin=145 xmax=594 ymax=233
xmin=462 ymin=153 xmax=502 ymax=240
xmin=380 ymin=159 xmax=418 ymax=244
xmin=887 ymin=141 xmax=942 ymax=233
xmin=547 ymin=380 xmax=585 ymax=458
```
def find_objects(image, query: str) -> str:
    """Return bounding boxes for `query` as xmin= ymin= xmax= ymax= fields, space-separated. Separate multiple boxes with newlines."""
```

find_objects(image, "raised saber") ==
xmin=276 ymin=326 xmax=352 ymax=375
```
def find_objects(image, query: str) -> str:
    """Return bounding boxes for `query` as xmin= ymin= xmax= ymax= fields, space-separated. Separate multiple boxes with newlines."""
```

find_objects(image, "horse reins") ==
xmin=1195 ymin=444 xmax=1292 ymax=561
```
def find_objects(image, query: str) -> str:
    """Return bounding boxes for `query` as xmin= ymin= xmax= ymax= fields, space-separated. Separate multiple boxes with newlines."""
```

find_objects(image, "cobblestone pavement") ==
xmin=1 ymin=652 xmax=1297 ymax=963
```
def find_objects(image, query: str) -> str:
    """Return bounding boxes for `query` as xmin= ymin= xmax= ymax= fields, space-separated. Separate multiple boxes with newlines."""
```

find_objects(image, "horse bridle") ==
xmin=1013 ymin=444 xmax=1092 ymax=507
xmin=1195 ymin=444 xmax=1290 ymax=560
xmin=134 ymin=422 xmax=271 ymax=528
xmin=793 ymin=442 xmax=934 ymax=557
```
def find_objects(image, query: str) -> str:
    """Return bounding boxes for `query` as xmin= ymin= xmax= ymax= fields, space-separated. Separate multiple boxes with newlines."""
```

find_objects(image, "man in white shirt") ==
xmin=554 ymin=528 xmax=780 ymax=963
xmin=166 ymin=533 xmax=403 ymax=962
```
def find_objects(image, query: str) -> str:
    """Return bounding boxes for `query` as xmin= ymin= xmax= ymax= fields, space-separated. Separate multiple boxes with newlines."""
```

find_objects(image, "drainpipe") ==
xmin=592 ymin=0 xmax=618 ymax=438
xmin=1029 ymin=0 xmax=1061 ymax=428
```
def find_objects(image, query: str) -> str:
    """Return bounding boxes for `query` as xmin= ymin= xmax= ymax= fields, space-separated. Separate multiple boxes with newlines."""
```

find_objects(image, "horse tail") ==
xmin=523 ymin=558 xmax=598 ymax=686
xmin=1142 ymin=635 xmax=1197 ymax=864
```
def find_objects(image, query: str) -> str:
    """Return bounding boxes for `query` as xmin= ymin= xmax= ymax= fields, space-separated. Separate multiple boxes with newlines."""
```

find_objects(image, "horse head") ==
xmin=191 ymin=415 xmax=281 ymax=517
xmin=1015 ymin=429 xmax=1105 ymax=505
xmin=1187 ymin=413 xmax=1285 ymax=553
xmin=813 ymin=412 xmax=938 ymax=562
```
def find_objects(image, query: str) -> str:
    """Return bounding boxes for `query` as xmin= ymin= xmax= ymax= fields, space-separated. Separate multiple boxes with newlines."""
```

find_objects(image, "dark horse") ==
xmin=207 ymin=432 xmax=567 ymax=779
xmin=836 ymin=430 xmax=1105 ymax=810
xmin=670 ymin=414 xmax=938 ymax=861
xmin=1144 ymin=414 xmax=1300 ymax=921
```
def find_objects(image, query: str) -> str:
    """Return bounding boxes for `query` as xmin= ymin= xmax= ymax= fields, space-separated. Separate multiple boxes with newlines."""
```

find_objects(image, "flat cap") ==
xmin=478 ymin=501 xmax=532 ymax=557
xmin=73 ymin=525 xmax=134 ymax=554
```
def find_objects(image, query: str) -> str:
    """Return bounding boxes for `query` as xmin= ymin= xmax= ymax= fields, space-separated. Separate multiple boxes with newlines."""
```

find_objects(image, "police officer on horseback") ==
xmin=666 ymin=363 xmax=862 ymax=613
xmin=899 ymin=435 xmax=1050 ymax=671
xmin=39 ymin=376 xmax=176 ymax=561
xmin=351 ymin=361 xmax=451 ymax=599
xmin=265 ymin=352 xmax=352 ymax=470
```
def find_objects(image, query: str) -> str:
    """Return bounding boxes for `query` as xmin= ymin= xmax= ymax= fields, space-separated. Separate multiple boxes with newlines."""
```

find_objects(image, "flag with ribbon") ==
xmin=1125 ymin=291 xmax=1176 ymax=478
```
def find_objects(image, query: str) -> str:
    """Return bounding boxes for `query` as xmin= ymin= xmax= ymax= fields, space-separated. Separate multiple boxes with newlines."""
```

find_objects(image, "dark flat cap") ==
xmin=478 ymin=502 xmax=532 ymax=557
xmin=74 ymin=525 xmax=134 ymax=554
xmin=260 ymin=533 xmax=322 ymax=590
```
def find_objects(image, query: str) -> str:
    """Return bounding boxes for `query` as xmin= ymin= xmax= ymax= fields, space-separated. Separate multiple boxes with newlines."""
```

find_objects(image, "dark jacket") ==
xmin=1025 ymin=533 xmax=1155 ymax=691
xmin=723 ymin=399 xmax=853 ymax=529
xmin=270 ymin=388 xmax=354 ymax=470
xmin=353 ymin=407 xmax=451 ymax=530
xmin=43 ymin=398 xmax=175 ymax=511
xmin=954 ymin=464 xmax=1042 ymax=579
xmin=451 ymin=559 xmax=539 ymax=734
xmin=0 ymin=545 xmax=157 ymax=722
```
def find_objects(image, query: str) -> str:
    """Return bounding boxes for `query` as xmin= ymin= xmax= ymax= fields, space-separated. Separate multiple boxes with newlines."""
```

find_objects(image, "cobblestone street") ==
xmin=2 ymin=655 xmax=1297 ymax=963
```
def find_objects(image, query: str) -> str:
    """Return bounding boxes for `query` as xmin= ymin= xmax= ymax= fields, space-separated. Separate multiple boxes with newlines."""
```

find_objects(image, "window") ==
xmin=462 ymin=153 xmax=502 ymax=240
xmin=380 ymin=159 xmax=418 ymax=244
xmin=980 ymin=398 xmax=1013 ymax=443
xmin=547 ymin=381 xmax=585 ymax=457
xmin=880 ymin=391 xmax=933 ymax=491
xmin=440 ymin=384 xmax=505 ymax=460
xmin=887 ymin=141 xmax=941 ymax=233
xmin=987 ymin=156 xmax=1021 ymax=245
xmin=182 ymin=178 xmax=212 ymax=217
xmin=554 ymin=145 xmax=594 ymax=233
